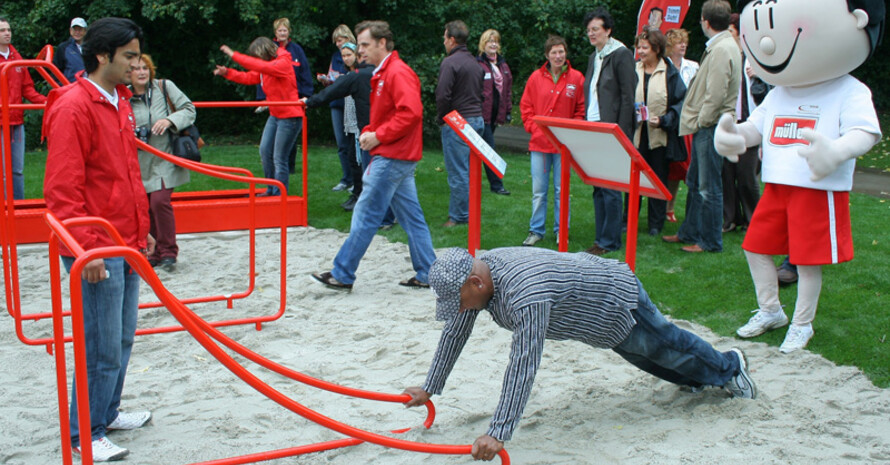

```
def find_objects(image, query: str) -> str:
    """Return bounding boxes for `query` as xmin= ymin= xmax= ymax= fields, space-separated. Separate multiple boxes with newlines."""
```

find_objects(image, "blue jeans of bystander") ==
xmin=0 ymin=124 xmax=26 ymax=200
xmin=677 ymin=125 xmax=723 ymax=251
xmin=332 ymin=156 xmax=435 ymax=284
xmin=529 ymin=151 xmax=568 ymax=237
xmin=62 ymin=257 xmax=141 ymax=446
xmin=441 ymin=116 xmax=484 ymax=223
xmin=259 ymin=116 xmax=301 ymax=196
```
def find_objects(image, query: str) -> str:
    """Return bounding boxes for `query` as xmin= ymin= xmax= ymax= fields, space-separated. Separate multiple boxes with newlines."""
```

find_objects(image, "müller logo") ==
xmin=769 ymin=116 xmax=818 ymax=146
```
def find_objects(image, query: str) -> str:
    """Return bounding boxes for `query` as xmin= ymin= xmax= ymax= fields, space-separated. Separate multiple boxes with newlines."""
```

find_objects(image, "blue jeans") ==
xmin=613 ymin=280 xmax=739 ymax=388
xmin=441 ymin=116 xmax=484 ymax=223
xmin=356 ymin=140 xmax=395 ymax=226
xmin=1 ymin=124 xmax=26 ymax=200
xmin=678 ymin=125 xmax=723 ymax=251
xmin=529 ymin=151 xmax=568 ymax=237
xmin=332 ymin=157 xmax=436 ymax=284
xmin=480 ymin=123 xmax=505 ymax=191
xmin=260 ymin=116 xmax=301 ymax=196
xmin=593 ymin=187 xmax=623 ymax=251
xmin=331 ymin=107 xmax=352 ymax=185
xmin=62 ymin=257 xmax=141 ymax=446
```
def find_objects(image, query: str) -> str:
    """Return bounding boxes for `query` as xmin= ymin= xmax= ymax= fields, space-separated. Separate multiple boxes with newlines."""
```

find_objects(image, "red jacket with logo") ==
xmin=223 ymin=48 xmax=304 ymax=118
xmin=364 ymin=51 xmax=423 ymax=162
xmin=520 ymin=61 xmax=585 ymax=153
xmin=42 ymin=79 xmax=150 ymax=255
xmin=0 ymin=45 xmax=47 ymax=125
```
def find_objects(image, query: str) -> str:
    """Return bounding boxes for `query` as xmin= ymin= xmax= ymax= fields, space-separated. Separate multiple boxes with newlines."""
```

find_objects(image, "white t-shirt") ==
xmin=747 ymin=75 xmax=881 ymax=191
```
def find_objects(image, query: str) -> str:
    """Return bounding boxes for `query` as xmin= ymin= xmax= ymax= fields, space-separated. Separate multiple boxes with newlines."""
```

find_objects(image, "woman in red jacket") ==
xmin=519 ymin=35 xmax=585 ymax=247
xmin=213 ymin=37 xmax=303 ymax=196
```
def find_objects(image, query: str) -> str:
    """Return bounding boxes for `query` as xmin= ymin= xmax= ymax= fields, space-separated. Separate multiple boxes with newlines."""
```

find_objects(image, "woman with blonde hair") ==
xmin=321 ymin=24 xmax=358 ymax=192
xmin=129 ymin=54 xmax=197 ymax=270
xmin=476 ymin=28 xmax=513 ymax=196
xmin=214 ymin=37 xmax=303 ymax=196
xmin=664 ymin=28 xmax=699 ymax=222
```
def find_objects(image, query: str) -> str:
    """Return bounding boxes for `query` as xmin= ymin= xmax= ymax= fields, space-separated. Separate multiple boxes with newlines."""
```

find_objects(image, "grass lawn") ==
xmin=20 ymin=141 xmax=890 ymax=388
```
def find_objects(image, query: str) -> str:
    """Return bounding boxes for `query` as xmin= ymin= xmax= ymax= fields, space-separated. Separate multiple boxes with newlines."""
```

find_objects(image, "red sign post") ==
xmin=533 ymin=116 xmax=670 ymax=271
xmin=442 ymin=111 xmax=507 ymax=256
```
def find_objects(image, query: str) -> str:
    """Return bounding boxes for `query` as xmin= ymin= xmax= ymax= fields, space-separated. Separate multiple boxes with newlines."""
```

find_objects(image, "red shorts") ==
xmin=742 ymin=183 xmax=853 ymax=265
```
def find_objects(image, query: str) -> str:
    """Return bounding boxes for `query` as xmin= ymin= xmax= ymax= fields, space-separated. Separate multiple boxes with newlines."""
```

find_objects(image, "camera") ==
xmin=134 ymin=126 xmax=151 ymax=143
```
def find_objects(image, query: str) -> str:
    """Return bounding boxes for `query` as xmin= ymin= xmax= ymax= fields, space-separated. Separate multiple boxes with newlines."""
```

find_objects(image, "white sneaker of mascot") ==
xmin=714 ymin=0 xmax=884 ymax=352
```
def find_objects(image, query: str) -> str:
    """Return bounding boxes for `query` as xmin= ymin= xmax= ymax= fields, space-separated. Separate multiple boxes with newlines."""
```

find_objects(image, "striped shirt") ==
xmin=421 ymin=247 xmax=639 ymax=441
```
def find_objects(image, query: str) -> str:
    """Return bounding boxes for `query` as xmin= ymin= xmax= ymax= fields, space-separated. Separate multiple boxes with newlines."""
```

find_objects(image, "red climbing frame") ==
xmin=45 ymin=212 xmax=510 ymax=464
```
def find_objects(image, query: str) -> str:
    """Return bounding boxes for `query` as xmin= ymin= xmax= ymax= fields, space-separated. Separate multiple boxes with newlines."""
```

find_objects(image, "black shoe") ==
xmin=148 ymin=257 xmax=159 ymax=267
xmin=311 ymin=271 xmax=353 ymax=290
xmin=159 ymin=257 xmax=176 ymax=272
xmin=341 ymin=194 xmax=358 ymax=211
xmin=491 ymin=187 xmax=511 ymax=196
xmin=648 ymin=228 xmax=660 ymax=236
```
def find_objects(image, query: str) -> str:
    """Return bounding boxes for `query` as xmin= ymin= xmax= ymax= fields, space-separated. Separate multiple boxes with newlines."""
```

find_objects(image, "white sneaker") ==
xmin=522 ymin=232 xmax=543 ymax=247
xmin=73 ymin=436 xmax=129 ymax=462
xmin=331 ymin=182 xmax=351 ymax=192
xmin=779 ymin=324 xmax=814 ymax=353
xmin=723 ymin=348 xmax=757 ymax=399
xmin=108 ymin=410 xmax=152 ymax=430
xmin=736 ymin=309 xmax=789 ymax=338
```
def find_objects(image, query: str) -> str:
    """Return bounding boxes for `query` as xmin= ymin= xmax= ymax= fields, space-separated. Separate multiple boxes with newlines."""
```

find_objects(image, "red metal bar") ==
xmin=558 ymin=145 xmax=572 ymax=252
xmin=45 ymin=212 xmax=509 ymax=465
xmin=468 ymin=149 xmax=481 ymax=256
xmin=626 ymin=163 xmax=641 ymax=271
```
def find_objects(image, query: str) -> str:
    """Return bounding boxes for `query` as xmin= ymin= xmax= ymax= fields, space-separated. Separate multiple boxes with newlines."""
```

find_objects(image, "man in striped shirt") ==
xmin=403 ymin=247 xmax=757 ymax=461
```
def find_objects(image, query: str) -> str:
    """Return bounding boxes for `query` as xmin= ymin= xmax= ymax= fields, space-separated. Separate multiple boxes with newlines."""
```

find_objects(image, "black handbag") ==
xmin=161 ymin=80 xmax=204 ymax=162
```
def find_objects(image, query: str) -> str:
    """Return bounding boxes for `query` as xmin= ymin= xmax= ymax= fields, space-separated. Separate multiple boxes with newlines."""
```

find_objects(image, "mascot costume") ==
xmin=715 ymin=0 xmax=884 ymax=352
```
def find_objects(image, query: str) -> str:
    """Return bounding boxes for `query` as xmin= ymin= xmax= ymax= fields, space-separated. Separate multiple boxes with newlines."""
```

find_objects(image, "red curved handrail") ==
xmin=45 ymin=212 xmax=510 ymax=464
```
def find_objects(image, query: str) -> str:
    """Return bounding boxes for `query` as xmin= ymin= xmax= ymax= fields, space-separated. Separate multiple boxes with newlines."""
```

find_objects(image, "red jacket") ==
xmin=42 ymin=79 xmax=150 ymax=255
xmin=0 ymin=45 xmax=47 ymax=125
xmin=364 ymin=51 xmax=423 ymax=162
xmin=520 ymin=61 xmax=585 ymax=153
xmin=223 ymin=48 xmax=303 ymax=118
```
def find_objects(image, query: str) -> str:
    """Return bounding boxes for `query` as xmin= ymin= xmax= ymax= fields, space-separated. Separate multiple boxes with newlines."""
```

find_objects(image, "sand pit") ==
xmin=1 ymin=227 xmax=888 ymax=464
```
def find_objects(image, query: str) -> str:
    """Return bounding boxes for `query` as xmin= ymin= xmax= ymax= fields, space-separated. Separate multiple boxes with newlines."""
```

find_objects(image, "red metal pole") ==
xmin=468 ymin=149 xmax=481 ymax=256
xmin=626 ymin=162 xmax=641 ymax=271
xmin=558 ymin=146 xmax=572 ymax=252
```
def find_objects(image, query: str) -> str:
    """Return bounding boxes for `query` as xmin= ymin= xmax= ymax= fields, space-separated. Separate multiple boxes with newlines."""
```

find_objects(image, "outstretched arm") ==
xmin=714 ymin=113 xmax=761 ymax=162
xmin=798 ymin=128 xmax=879 ymax=181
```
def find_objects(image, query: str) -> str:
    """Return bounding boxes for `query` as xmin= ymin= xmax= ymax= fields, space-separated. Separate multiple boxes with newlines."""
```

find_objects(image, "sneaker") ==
xmin=779 ymin=324 xmax=814 ymax=353
xmin=73 ymin=436 xmax=129 ymax=462
xmin=724 ymin=348 xmax=757 ymax=399
xmin=736 ymin=309 xmax=789 ymax=338
xmin=107 ymin=411 xmax=152 ymax=430
xmin=522 ymin=232 xmax=543 ymax=247
xmin=331 ymin=182 xmax=351 ymax=192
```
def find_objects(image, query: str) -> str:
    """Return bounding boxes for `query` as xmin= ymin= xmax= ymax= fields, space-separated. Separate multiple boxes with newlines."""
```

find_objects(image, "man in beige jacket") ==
xmin=663 ymin=0 xmax=741 ymax=253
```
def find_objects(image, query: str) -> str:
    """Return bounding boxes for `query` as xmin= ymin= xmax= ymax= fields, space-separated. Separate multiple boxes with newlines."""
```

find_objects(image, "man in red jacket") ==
xmin=0 ymin=17 xmax=47 ymax=200
xmin=43 ymin=17 xmax=154 ymax=463
xmin=312 ymin=20 xmax=436 ymax=290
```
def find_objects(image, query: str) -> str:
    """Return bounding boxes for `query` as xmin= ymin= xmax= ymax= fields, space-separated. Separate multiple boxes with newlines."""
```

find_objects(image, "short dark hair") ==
xmin=736 ymin=0 xmax=884 ymax=58
xmin=635 ymin=28 xmax=667 ymax=58
xmin=649 ymin=7 xmax=664 ymax=18
xmin=584 ymin=7 xmax=614 ymax=34
xmin=702 ymin=0 xmax=732 ymax=32
xmin=445 ymin=20 xmax=469 ymax=45
xmin=729 ymin=12 xmax=740 ymax=32
xmin=0 ymin=17 xmax=9 ymax=26
xmin=81 ymin=17 xmax=144 ymax=74
xmin=356 ymin=20 xmax=395 ymax=52
xmin=544 ymin=34 xmax=567 ymax=55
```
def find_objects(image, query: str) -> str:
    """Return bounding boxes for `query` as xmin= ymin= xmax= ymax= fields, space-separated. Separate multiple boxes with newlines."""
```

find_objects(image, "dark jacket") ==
xmin=583 ymin=44 xmax=636 ymax=139
xmin=52 ymin=37 xmax=84 ymax=83
xmin=477 ymin=53 xmax=513 ymax=126
xmin=661 ymin=58 xmax=688 ymax=162
xmin=256 ymin=40 xmax=314 ymax=101
xmin=305 ymin=63 xmax=373 ymax=130
xmin=435 ymin=44 xmax=483 ymax=124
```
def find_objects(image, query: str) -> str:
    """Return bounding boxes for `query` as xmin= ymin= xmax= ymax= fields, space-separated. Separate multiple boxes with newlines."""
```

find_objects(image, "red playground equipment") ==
xmin=4 ymin=48 xmax=512 ymax=463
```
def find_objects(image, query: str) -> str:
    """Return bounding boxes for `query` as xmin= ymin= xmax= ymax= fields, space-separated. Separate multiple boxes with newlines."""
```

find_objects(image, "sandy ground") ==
xmin=1 ymin=227 xmax=888 ymax=464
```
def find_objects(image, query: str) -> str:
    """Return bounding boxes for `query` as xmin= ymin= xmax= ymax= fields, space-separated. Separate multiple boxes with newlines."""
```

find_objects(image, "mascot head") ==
xmin=737 ymin=0 xmax=885 ymax=86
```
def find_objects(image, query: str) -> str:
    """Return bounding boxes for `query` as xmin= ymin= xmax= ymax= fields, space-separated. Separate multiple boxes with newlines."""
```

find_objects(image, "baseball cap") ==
xmin=429 ymin=248 xmax=475 ymax=321
xmin=70 ymin=17 xmax=88 ymax=28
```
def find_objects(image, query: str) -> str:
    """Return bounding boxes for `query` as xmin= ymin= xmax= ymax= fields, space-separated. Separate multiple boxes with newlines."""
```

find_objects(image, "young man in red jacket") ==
xmin=43 ymin=17 xmax=154 ymax=462
xmin=313 ymin=20 xmax=436 ymax=290
xmin=0 ymin=17 xmax=47 ymax=200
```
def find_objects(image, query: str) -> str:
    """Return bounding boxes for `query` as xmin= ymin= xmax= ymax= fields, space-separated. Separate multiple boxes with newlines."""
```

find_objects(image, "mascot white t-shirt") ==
xmin=748 ymin=75 xmax=881 ymax=191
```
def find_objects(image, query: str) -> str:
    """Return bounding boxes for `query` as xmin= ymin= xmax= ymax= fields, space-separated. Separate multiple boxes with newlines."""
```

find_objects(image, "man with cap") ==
xmin=54 ymin=17 xmax=87 ymax=83
xmin=403 ymin=247 xmax=757 ymax=461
